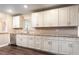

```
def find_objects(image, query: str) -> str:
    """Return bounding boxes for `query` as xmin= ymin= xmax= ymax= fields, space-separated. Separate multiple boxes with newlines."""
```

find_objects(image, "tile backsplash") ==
xmin=30 ymin=27 xmax=77 ymax=36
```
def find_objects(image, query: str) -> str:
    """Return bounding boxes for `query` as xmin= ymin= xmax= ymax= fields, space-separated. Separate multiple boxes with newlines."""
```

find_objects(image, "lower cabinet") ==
xmin=16 ymin=35 xmax=27 ymax=47
xmin=0 ymin=34 xmax=10 ymax=46
xmin=27 ymin=36 xmax=35 ymax=48
xmin=73 ymin=39 xmax=79 ymax=55
xmin=51 ymin=37 xmax=59 ymax=54
xmin=42 ymin=38 xmax=52 ymax=52
xmin=16 ymin=34 xmax=79 ymax=55
xmin=34 ymin=36 xmax=42 ymax=50
xmin=59 ymin=40 xmax=73 ymax=54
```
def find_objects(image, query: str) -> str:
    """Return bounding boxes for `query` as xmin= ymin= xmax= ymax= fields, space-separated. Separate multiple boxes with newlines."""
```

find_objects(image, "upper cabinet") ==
xmin=59 ymin=5 xmax=79 ymax=26
xmin=44 ymin=9 xmax=58 ymax=27
xmin=32 ymin=5 xmax=79 ymax=27
xmin=58 ymin=7 xmax=69 ymax=26
xmin=32 ymin=12 xmax=44 ymax=27
xmin=68 ymin=5 xmax=79 ymax=26
xmin=13 ymin=16 xmax=24 ymax=28
xmin=32 ymin=9 xmax=58 ymax=27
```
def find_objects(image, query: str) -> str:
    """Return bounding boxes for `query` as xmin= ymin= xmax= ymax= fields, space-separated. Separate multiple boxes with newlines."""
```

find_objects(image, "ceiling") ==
xmin=0 ymin=4 xmax=73 ymax=15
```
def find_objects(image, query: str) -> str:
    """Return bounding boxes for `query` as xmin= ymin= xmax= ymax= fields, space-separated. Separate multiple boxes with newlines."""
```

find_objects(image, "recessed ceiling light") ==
xmin=24 ymin=5 xmax=28 ymax=8
xmin=7 ymin=9 xmax=13 ymax=13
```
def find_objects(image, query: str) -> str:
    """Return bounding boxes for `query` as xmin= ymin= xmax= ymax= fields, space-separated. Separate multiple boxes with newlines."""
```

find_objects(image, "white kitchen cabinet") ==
xmin=51 ymin=37 xmax=59 ymax=54
xmin=16 ymin=35 xmax=29 ymax=47
xmin=16 ymin=34 xmax=79 ymax=55
xmin=0 ymin=34 xmax=10 ymax=46
xmin=34 ymin=36 xmax=42 ymax=50
xmin=60 ymin=40 xmax=73 ymax=54
xmin=68 ymin=5 xmax=79 ymax=26
xmin=44 ymin=9 xmax=58 ymax=27
xmin=42 ymin=38 xmax=52 ymax=52
xmin=72 ymin=39 xmax=79 ymax=55
xmin=59 ymin=7 xmax=69 ymax=26
xmin=13 ymin=16 xmax=24 ymax=28
xmin=27 ymin=36 xmax=35 ymax=48
xmin=32 ymin=13 xmax=38 ymax=27
xmin=58 ymin=37 xmax=75 ymax=55
xmin=32 ymin=9 xmax=58 ymax=27
xmin=16 ymin=35 xmax=23 ymax=46
xmin=32 ymin=12 xmax=44 ymax=27
xmin=42 ymin=37 xmax=59 ymax=54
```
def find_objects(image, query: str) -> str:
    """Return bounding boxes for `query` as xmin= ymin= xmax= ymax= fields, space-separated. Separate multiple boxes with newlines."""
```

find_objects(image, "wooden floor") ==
xmin=0 ymin=45 xmax=54 ymax=55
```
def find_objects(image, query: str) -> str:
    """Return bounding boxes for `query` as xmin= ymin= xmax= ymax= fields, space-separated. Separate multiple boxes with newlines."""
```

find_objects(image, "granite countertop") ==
xmin=13 ymin=33 xmax=79 ymax=38
xmin=0 ymin=32 xmax=78 ymax=38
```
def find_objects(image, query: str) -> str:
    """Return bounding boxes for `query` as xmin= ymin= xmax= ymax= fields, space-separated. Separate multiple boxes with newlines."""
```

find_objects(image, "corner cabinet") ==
xmin=12 ymin=16 xmax=24 ymax=28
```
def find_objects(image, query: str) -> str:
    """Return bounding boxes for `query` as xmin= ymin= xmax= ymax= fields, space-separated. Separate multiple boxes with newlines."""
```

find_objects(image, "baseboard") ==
xmin=9 ymin=44 xmax=17 ymax=46
xmin=0 ymin=43 xmax=9 ymax=47
xmin=16 ymin=45 xmax=57 ymax=55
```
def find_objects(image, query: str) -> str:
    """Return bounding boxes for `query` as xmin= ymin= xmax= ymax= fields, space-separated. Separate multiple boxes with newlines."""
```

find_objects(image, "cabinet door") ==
xmin=44 ymin=9 xmax=58 ymax=27
xmin=42 ymin=38 xmax=52 ymax=52
xmin=13 ymin=16 xmax=20 ymax=28
xmin=0 ymin=34 xmax=10 ymax=45
xmin=60 ymin=40 xmax=73 ymax=54
xmin=13 ymin=16 xmax=23 ymax=28
xmin=51 ymin=38 xmax=59 ymax=54
xmin=37 ymin=12 xmax=44 ymax=27
xmin=73 ymin=39 xmax=79 ymax=55
xmin=34 ymin=36 xmax=42 ymax=50
xmin=32 ymin=12 xmax=44 ymax=27
xmin=28 ymin=36 xmax=35 ymax=48
xmin=32 ymin=13 xmax=38 ymax=27
xmin=16 ymin=35 xmax=28 ymax=47
xmin=69 ymin=5 xmax=79 ymax=26
xmin=16 ymin=36 xmax=23 ymax=46
xmin=59 ymin=7 xmax=69 ymax=26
